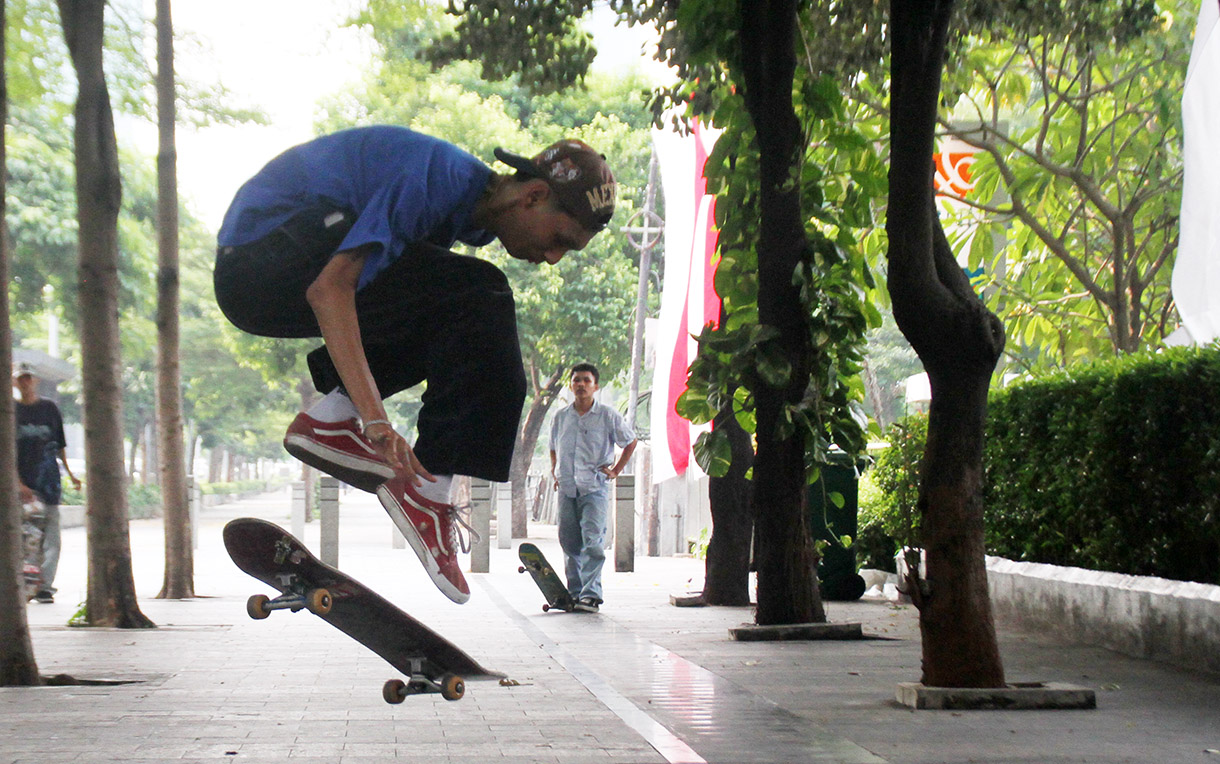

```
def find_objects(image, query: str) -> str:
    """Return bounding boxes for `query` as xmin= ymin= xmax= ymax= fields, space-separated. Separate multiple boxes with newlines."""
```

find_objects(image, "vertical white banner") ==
xmin=1172 ymin=0 xmax=1220 ymax=344
xmin=649 ymin=122 xmax=721 ymax=484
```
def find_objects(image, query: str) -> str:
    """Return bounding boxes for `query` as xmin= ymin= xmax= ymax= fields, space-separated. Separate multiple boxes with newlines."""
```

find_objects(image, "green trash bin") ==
xmin=808 ymin=451 xmax=867 ymax=601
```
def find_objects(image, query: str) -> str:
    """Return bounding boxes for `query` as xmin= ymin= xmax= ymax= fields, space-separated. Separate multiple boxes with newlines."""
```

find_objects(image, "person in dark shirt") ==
xmin=14 ymin=362 xmax=81 ymax=603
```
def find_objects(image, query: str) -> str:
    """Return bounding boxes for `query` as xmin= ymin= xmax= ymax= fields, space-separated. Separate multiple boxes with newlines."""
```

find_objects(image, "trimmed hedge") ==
xmin=865 ymin=346 xmax=1220 ymax=585
xmin=984 ymin=346 xmax=1220 ymax=585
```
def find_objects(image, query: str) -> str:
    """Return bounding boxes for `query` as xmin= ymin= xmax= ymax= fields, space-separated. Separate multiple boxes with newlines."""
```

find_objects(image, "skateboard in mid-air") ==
xmin=517 ymin=542 xmax=574 ymax=612
xmin=223 ymin=517 xmax=502 ymax=703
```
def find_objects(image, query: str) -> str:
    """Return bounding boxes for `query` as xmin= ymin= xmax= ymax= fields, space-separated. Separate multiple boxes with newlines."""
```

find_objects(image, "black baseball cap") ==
xmin=494 ymin=140 xmax=617 ymax=233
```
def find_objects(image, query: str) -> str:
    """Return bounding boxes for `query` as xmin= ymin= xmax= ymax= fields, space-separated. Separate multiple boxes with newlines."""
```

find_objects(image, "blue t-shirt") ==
xmin=217 ymin=126 xmax=496 ymax=289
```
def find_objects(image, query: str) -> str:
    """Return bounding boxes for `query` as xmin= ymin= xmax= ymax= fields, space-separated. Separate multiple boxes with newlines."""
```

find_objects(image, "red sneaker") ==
xmin=376 ymin=476 xmax=473 ymax=604
xmin=283 ymin=412 xmax=394 ymax=493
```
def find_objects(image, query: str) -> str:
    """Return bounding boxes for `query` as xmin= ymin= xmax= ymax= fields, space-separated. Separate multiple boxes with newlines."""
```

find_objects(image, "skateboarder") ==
xmin=214 ymin=126 xmax=616 ymax=604
xmin=549 ymin=363 xmax=637 ymax=612
xmin=14 ymin=362 xmax=82 ymax=603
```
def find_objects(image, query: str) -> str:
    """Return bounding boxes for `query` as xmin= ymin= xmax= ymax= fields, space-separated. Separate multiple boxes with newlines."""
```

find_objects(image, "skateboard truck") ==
xmin=381 ymin=659 xmax=465 ymax=703
xmin=245 ymin=574 xmax=333 ymax=620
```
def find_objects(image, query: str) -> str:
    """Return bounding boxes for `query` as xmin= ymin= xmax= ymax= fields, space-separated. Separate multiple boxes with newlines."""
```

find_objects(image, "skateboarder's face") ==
xmin=498 ymin=185 xmax=594 ymax=265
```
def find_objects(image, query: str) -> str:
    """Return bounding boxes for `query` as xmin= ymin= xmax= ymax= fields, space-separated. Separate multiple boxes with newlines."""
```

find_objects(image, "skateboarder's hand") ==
xmin=367 ymin=424 xmax=434 ymax=486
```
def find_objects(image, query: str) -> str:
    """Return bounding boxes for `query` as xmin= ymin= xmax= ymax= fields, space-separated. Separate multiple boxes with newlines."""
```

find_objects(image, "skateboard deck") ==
xmin=517 ymin=542 xmax=574 ymax=612
xmin=223 ymin=517 xmax=502 ymax=703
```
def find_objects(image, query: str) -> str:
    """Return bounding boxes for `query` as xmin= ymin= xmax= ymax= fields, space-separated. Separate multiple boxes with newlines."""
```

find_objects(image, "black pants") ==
xmin=213 ymin=206 xmax=526 ymax=482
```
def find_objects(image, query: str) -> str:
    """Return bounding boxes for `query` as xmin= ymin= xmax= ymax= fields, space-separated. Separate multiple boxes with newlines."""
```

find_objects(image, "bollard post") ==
xmin=615 ymin=475 xmax=635 ymax=571
xmin=291 ymin=481 xmax=306 ymax=541
xmin=187 ymin=477 xmax=199 ymax=551
xmin=319 ymin=477 xmax=340 ymax=566
xmin=470 ymin=478 xmax=491 ymax=573
xmin=495 ymin=482 xmax=512 ymax=550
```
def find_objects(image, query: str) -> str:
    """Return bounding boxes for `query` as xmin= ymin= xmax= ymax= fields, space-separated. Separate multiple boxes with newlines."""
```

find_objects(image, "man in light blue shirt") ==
xmin=549 ymin=363 xmax=637 ymax=612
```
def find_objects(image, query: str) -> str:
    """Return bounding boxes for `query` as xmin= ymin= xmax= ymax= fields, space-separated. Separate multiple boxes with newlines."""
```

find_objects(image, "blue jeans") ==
xmin=557 ymin=487 xmax=608 ymax=603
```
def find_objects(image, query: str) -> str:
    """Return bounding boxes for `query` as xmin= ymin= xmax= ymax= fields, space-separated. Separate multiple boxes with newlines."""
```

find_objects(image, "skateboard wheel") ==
xmin=518 ymin=566 xmax=526 ymax=574
xmin=542 ymin=604 xmax=551 ymax=612
xmin=382 ymin=679 xmax=408 ymax=704
xmin=306 ymin=588 xmax=333 ymax=615
xmin=246 ymin=594 xmax=271 ymax=620
xmin=440 ymin=673 xmax=465 ymax=702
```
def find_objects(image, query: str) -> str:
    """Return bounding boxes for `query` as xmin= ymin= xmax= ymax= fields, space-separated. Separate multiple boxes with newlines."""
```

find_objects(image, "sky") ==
xmin=139 ymin=0 xmax=668 ymax=232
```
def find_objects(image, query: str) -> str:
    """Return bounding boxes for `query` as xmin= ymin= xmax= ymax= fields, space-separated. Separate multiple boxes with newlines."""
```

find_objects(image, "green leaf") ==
xmin=675 ymin=387 xmax=716 ymax=425
xmin=693 ymin=430 xmax=732 ymax=478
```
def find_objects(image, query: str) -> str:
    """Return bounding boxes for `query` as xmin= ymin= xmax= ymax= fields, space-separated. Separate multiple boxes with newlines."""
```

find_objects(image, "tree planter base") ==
xmin=896 ymin=681 xmax=1096 ymax=710
xmin=729 ymin=622 xmax=862 ymax=641
xmin=669 ymin=592 xmax=707 ymax=607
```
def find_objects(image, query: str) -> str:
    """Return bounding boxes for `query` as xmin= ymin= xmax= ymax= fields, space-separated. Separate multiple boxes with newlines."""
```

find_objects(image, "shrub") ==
xmin=865 ymin=346 xmax=1220 ymax=585
xmin=985 ymin=346 xmax=1220 ymax=585
xmin=866 ymin=414 xmax=927 ymax=551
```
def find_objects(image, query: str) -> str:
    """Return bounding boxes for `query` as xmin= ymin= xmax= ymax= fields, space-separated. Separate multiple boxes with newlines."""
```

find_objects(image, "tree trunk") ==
xmin=510 ymin=368 xmax=563 ymax=537
xmin=702 ymin=397 xmax=754 ymax=606
xmin=143 ymin=421 xmax=157 ymax=485
xmin=740 ymin=0 xmax=824 ymax=626
xmin=58 ymin=0 xmax=154 ymax=629
xmin=155 ymin=0 xmax=193 ymax=600
xmin=207 ymin=447 xmax=222 ymax=483
xmin=886 ymin=0 xmax=1004 ymax=688
xmin=0 ymin=1 xmax=42 ymax=683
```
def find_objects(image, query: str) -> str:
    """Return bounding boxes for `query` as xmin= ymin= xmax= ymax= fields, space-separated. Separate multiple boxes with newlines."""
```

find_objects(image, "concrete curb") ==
xmin=896 ymin=681 xmax=1097 ymax=710
xmin=729 ymin=622 xmax=863 ymax=641
xmin=986 ymin=555 xmax=1220 ymax=673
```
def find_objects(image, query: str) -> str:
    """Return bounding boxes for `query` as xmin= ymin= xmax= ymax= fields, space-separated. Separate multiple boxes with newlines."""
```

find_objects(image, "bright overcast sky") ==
xmin=135 ymin=0 xmax=667 ymax=232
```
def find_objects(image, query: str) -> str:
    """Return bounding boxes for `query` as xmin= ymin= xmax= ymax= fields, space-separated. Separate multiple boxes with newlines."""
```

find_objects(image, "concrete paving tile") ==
xmin=9 ymin=491 xmax=1220 ymax=764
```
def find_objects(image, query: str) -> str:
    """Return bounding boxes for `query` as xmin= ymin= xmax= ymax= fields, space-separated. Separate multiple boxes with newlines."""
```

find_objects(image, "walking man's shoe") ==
xmin=376 ymin=477 xmax=474 ymax=604
xmin=34 ymin=590 xmax=54 ymax=604
xmin=283 ymin=412 xmax=395 ymax=493
xmin=574 ymin=597 xmax=600 ymax=613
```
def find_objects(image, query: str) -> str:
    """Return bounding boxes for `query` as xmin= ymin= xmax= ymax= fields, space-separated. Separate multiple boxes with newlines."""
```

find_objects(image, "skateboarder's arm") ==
xmin=306 ymin=248 xmax=434 ymax=485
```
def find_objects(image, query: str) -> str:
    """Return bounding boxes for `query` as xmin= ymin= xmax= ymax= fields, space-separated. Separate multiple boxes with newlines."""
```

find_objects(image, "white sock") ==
xmin=415 ymin=474 xmax=453 ymax=505
xmin=306 ymin=388 xmax=359 ymax=423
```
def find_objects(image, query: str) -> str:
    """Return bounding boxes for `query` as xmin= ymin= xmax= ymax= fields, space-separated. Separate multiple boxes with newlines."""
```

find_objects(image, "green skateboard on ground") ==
xmin=223 ymin=517 xmax=503 ymax=703
xmin=517 ymin=542 xmax=574 ymax=612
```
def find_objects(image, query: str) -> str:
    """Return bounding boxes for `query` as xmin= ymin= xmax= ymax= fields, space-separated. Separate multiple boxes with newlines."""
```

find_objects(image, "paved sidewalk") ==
xmin=3 ymin=486 xmax=1219 ymax=763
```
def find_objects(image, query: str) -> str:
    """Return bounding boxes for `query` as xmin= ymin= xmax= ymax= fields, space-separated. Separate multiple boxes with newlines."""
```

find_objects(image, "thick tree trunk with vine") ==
xmin=740 ymin=0 xmax=824 ymax=626
xmin=155 ymin=0 xmax=194 ymax=600
xmin=887 ymin=0 xmax=1004 ymax=687
xmin=0 ymin=0 xmax=43 ymax=684
xmin=510 ymin=367 xmax=564 ymax=537
xmin=702 ymin=397 xmax=754 ymax=606
xmin=59 ymin=0 xmax=154 ymax=629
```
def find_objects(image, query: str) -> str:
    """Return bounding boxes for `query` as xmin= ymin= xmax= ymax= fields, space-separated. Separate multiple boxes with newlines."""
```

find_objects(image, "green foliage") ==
xmin=426 ymin=0 xmax=598 ymax=94
xmin=936 ymin=0 xmax=1191 ymax=367
xmin=681 ymin=74 xmax=880 ymax=480
xmin=984 ymin=346 xmax=1220 ymax=585
xmin=865 ymin=415 xmax=927 ymax=552
xmin=869 ymin=347 xmax=1220 ymax=585
xmin=200 ymin=479 xmax=275 ymax=496
xmin=855 ymin=472 xmax=898 ymax=572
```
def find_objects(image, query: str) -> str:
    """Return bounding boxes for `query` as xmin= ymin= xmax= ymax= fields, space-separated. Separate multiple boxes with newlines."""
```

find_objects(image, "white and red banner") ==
xmin=1172 ymin=0 xmax=1220 ymax=345
xmin=649 ymin=121 xmax=722 ymax=484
